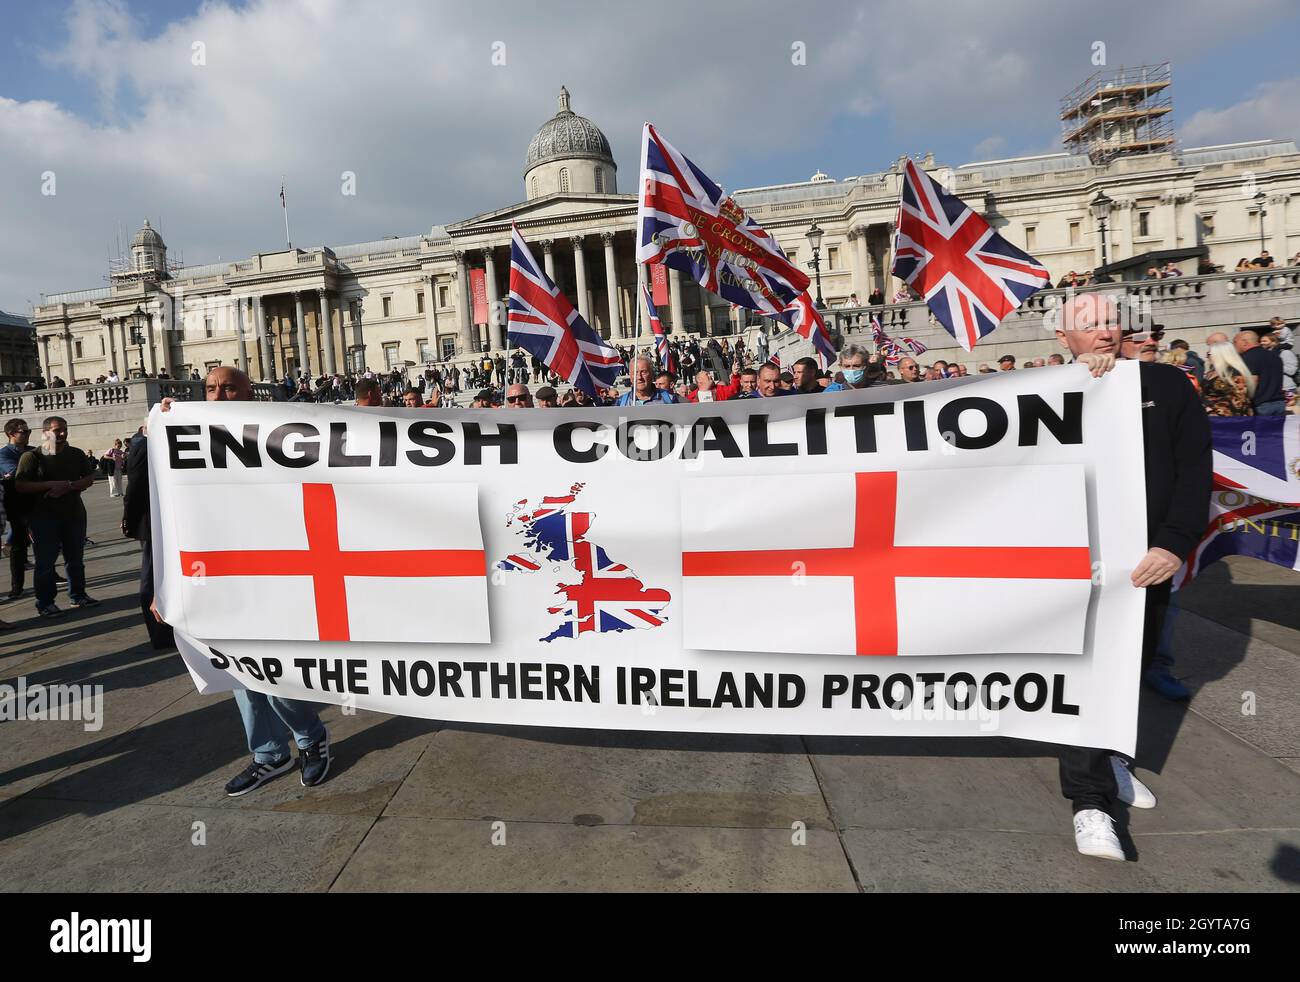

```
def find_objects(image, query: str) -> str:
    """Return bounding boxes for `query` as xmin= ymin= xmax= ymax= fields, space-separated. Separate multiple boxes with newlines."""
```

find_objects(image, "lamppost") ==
xmin=1254 ymin=190 xmax=1267 ymax=255
xmin=805 ymin=221 xmax=826 ymax=309
xmin=1090 ymin=191 xmax=1114 ymax=283
xmin=129 ymin=305 xmax=147 ymax=377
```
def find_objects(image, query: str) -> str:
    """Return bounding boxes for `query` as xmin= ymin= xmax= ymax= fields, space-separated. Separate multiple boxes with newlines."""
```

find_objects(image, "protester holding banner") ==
xmin=1054 ymin=293 xmax=1212 ymax=860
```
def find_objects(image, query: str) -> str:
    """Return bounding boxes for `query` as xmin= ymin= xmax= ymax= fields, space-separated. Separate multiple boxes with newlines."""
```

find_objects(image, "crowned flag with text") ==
xmin=892 ymin=159 xmax=1051 ymax=351
xmin=1178 ymin=416 xmax=1300 ymax=587
xmin=507 ymin=225 xmax=621 ymax=397
xmin=637 ymin=122 xmax=810 ymax=317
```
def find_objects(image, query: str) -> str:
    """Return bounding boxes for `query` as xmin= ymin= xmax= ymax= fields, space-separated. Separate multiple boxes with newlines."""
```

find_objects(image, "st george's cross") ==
xmin=680 ymin=469 xmax=1094 ymax=657
xmin=892 ymin=159 xmax=1051 ymax=351
xmin=175 ymin=482 xmax=489 ymax=643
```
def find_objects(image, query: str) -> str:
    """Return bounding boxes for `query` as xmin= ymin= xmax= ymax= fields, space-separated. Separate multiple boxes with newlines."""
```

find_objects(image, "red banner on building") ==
xmin=650 ymin=262 xmax=669 ymax=307
xmin=470 ymin=268 xmax=489 ymax=326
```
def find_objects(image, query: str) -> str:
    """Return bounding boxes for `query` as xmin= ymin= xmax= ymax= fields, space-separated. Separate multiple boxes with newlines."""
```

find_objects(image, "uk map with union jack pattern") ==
xmin=497 ymin=484 xmax=671 ymax=642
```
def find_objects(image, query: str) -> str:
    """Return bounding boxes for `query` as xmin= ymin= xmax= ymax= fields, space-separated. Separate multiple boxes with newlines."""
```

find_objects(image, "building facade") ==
xmin=30 ymin=88 xmax=1300 ymax=383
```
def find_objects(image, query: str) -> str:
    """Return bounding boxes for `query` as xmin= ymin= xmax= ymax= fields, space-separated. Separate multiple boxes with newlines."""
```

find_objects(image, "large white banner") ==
xmin=152 ymin=364 xmax=1148 ymax=754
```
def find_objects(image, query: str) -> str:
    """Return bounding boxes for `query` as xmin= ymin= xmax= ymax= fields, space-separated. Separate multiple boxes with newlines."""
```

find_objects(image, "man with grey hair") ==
xmin=825 ymin=344 xmax=880 ymax=391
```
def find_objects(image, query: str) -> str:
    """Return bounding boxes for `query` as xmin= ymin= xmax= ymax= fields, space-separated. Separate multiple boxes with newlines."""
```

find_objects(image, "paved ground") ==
xmin=1 ymin=483 xmax=1298 ymax=892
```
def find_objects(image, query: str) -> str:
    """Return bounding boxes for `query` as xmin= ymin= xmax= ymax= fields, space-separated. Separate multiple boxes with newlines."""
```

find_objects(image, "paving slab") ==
xmin=28 ymin=692 xmax=440 ymax=818
xmin=332 ymin=816 xmax=857 ymax=892
xmin=384 ymin=726 xmax=828 ymax=829
xmin=0 ymin=796 xmax=373 ymax=892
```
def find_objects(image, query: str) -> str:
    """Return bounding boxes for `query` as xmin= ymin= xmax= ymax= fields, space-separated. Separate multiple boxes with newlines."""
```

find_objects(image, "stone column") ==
xmin=253 ymin=296 xmax=272 ymax=381
xmin=1159 ymin=194 xmax=1178 ymax=251
xmin=852 ymin=225 xmax=870 ymax=299
xmin=118 ymin=319 xmax=131 ymax=373
xmin=102 ymin=319 xmax=117 ymax=374
xmin=39 ymin=334 xmax=52 ymax=384
xmin=336 ymin=294 xmax=352 ymax=373
xmin=483 ymin=247 xmax=505 ymax=351
xmin=294 ymin=292 xmax=308 ymax=377
xmin=702 ymin=299 xmax=715 ymax=336
xmin=424 ymin=274 xmax=438 ymax=354
xmin=60 ymin=324 xmax=75 ymax=383
xmin=571 ymin=235 xmax=591 ymax=324
xmin=601 ymin=232 xmax=620 ymax=339
xmin=234 ymin=298 xmax=249 ymax=373
xmin=882 ymin=223 xmax=897 ymax=297
xmin=454 ymin=250 xmax=474 ymax=355
xmin=159 ymin=301 xmax=176 ymax=377
xmin=1270 ymin=194 xmax=1291 ymax=261
xmin=317 ymin=289 xmax=336 ymax=374
xmin=540 ymin=239 xmax=556 ymax=282
xmin=144 ymin=311 xmax=159 ymax=376
xmin=668 ymin=265 xmax=685 ymax=333
xmin=1122 ymin=201 xmax=1136 ymax=262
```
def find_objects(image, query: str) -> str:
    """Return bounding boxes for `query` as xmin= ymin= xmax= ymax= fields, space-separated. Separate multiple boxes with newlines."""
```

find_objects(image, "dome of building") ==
xmin=524 ymin=88 xmax=617 ymax=199
xmin=131 ymin=219 xmax=165 ymax=250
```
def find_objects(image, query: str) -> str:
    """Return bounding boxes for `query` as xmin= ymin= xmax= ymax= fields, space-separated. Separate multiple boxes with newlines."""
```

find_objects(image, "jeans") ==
xmin=233 ymin=690 xmax=326 ymax=763
xmin=1254 ymin=400 xmax=1286 ymax=416
xmin=28 ymin=513 xmax=86 ymax=607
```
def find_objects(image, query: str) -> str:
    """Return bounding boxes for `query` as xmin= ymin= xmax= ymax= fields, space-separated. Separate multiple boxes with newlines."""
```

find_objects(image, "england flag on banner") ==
xmin=892 ymin=159 xmax=1051 ymax=351
xmin=169 ymin=482 xmax=489 ymax=644
xmin=637 ymin=122 xmax=810 ymax=317
xmin=507 ymin=225 xmax=621 ymax=397
xmin=681 ymin=467 xmax=1092 ymax=656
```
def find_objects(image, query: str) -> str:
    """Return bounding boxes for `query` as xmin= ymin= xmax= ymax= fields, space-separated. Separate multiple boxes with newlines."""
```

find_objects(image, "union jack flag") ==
xmin=892 ymin=159 xmax=1050 ymax=351
xmin=870 ymin=315 xmax=926 ymax=366
xmin=784 ymin=291 xmax=836 ymax=366
xmin=507 ymin=225 xmax=620 ymax=397
xmin=642 ymin=283 xmax=674 ymax=371
xmin=637 ymin=122 xmax=809 ymax=317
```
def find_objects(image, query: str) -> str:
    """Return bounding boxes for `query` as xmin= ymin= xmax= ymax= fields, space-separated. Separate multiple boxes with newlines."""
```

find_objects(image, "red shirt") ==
xmin=687 ymin=373 xmax=742 ymax=402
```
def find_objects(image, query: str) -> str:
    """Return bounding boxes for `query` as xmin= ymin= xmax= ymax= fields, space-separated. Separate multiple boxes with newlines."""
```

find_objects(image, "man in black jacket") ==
xmin=1054 ymin=293 xmax=1212 ymax=860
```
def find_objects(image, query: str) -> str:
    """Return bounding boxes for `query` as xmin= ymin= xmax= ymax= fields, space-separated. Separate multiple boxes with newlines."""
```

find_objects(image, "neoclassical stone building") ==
xmin=30 ymin=87 xmax=1300 ymax=384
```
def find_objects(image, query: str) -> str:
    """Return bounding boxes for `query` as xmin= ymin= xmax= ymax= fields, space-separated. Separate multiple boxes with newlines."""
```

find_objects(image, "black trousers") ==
xmin=1058 ymin=581 xmax=1171 ymax=813
xmin=138 ymin=538 xmax=175 ymax=651
xmin=7 ymin=513 xmax=29 ymax=594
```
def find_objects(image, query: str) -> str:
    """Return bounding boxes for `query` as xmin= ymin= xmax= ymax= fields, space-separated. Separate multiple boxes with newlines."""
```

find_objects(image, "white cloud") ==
xmin=1182 ymin=76 xmax=1300 ymax=147
xmin=1 ymin=0 xmax=1294 ymax=311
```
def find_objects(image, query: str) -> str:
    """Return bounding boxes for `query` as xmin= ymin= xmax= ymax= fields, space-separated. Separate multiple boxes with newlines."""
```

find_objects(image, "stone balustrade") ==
xmin=0 ymin=378 xmax=282 ymax=446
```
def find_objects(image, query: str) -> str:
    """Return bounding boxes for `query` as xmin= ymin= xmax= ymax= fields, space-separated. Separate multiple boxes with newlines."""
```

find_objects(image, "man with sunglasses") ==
xmin=1054 ymin=292 xmax=1211 ymax=861
xmin=1121 ymin=325 xmax=1163 ymax=362
xmin=504 ymin=383 xmax=533 ymax=408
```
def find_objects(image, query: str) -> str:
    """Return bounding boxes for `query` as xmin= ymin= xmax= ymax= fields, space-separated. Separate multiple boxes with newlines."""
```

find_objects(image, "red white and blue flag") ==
xmin=507 ymin=225 xmax=621 ymax=397
xmin=642 ymin=283 xmax=674 ymax=371
xmin=871 ymin=315 xmax=927 ymax=366
xmin=1178 ymin=417 xmax=1300 ymax=587
xmin=892 ymin=159 xmax=1050 ymax=351
xmin=785 ymin=291 xmax=836 ymax=366
xmin=637 ymin=122 xmax=810 ymax=318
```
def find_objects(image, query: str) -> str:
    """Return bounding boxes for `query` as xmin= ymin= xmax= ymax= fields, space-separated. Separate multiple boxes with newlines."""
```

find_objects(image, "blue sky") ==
xmin=2 ymin=0 xmax=1298 ymax=311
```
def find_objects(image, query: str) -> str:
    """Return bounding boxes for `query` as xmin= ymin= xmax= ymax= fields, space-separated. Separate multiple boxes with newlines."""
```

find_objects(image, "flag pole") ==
xmin=635 ymin=259 xmax=645 ymax=384
xmin=281 ymin=177 xmax=292 ymax=250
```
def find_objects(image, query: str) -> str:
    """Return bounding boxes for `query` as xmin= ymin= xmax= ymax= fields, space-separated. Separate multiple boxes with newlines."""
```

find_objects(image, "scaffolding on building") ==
xmin=1060 ymin=62 xmax=1174 ymax=164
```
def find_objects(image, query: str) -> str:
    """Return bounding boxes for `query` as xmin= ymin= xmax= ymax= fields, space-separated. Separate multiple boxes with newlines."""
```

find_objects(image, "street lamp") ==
xmin=1254 ymin=190 xmax=1267 ymax=256
xmin=805 ymin=221 xmax=826 ymax=309
xmin=1090 ymin=191 xmax=1114 ymax=283
xmin=129 ymin=305 xmax=147 ymax=377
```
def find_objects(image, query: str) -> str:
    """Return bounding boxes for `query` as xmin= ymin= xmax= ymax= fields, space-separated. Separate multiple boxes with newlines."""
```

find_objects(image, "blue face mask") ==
xmin=842 ymin=368 xmax=865 ymax=385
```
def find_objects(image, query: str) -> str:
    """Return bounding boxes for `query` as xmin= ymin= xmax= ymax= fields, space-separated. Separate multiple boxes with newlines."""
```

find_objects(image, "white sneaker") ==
xmin=1111 ymin=755 xmax=1157 ymax=809
xmin=1073 ymin=808 xmax=1124 ymax=861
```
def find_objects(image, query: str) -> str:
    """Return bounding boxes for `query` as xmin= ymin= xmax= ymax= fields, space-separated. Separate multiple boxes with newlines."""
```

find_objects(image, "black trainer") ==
xmin=225 ymin=757 xmax=293 ymax=797
xmin=36 ymin=603 xmax=65 ymax=618
xmin=300 ymin=728 xmax=332 ymax=787
xmin=68 ymin=594 xmax=100 ymax=608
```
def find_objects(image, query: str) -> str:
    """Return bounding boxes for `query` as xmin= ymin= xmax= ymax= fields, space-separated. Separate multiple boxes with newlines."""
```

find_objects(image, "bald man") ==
xmin=1234 ymin=329 xmax=1286 ymax=414
xmin=141 ymin=368 xmax=333 ymax=796
xmin=1054 ymin=292 xmax=1211 ymax=860
xmin=616 ymin=357 xmax=679 ymax=405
